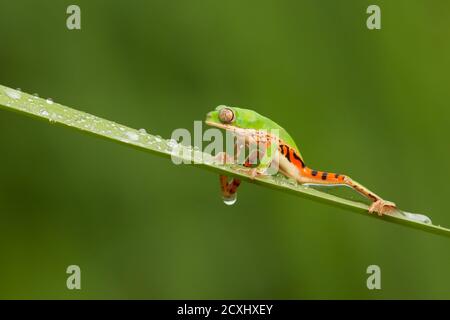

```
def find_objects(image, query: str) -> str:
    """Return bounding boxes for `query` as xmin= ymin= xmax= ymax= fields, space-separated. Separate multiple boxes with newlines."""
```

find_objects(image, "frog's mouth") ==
xmin=205 ymin=120 xmax=232 ymax=131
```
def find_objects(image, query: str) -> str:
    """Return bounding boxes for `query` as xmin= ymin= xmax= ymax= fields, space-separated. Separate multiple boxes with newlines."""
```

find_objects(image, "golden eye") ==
xmin=219 ymin=108 xmax=235 ymax=123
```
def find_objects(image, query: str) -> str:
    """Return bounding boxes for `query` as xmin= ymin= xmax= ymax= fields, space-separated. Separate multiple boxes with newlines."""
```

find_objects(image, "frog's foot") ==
xmin=214 ymin=152 xmax=235 ymax=166
xmin=239 ymin=168 xmax=268 ymax=180
xmin=369 ymin=199 xmax=396 ymax=216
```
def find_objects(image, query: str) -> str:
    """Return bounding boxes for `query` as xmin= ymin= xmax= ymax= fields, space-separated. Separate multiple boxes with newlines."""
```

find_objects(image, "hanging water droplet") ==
xmin=223 ymin=193 xmax=237 ymax=206
xmin=125 ymin=131 xmax=139 ymax=141
xmin=46 ymin=98 xmax=54 ymax=105
xmin=5 ymin=88 xmax=22 ymax=100
xmin=139 ymin=128 xmax=147 ymax=134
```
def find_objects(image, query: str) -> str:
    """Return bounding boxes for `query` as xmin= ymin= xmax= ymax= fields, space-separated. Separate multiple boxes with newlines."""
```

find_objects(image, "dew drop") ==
xmin=155 ymin=135 xmax=162 ymax=143
xmin=39 ymin=109 xmax=49 ymax=117
xmin=167 ymin=139 xmax=178 ymax=148
xmin=5 ymin=88 xmax=21 ymax=100
xmin=33 ymin=93 xmax=39 ymax=97
xmin=402 ymin=212 xmax=432 ymax=225
xmin=139 ymin=128 xmax=147 ymax=134
xmin=46 ymin=98 xmax=54 ymax=105
xmin=125 ymin=131 xmax=139 ymax=141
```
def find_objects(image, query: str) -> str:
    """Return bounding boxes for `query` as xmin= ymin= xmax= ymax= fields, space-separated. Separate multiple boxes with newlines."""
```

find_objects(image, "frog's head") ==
xmin=206 ymin=105 xmax=301 ymax=156
xmin=205 ymin=105 xmax=261 ymax=130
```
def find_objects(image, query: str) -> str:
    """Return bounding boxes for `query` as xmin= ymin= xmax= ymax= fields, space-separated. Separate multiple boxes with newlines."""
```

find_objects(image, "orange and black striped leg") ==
xmin=299 ymin=168 xmax=396 ymax=216
xmin=219 ymin=175 xmax=241 ymax=205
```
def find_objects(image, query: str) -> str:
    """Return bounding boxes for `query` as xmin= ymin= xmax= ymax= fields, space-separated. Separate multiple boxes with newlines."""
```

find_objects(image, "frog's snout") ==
xmin=205 ymin=109 xmax=222 ymax=126
xmin=205 ymin=111 xmax=218 ymax=123
xmin=205 ymin=111 xmax=212 ymax=123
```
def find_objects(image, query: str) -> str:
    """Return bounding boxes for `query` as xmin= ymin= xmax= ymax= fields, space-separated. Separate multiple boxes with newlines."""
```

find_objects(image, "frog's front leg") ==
xmin=216 ymin=141 xmax=271 ymax=203
xmin=215 ymin=148 xmax=261 ymax=203
xmin=236 ymin=139 xmax=278 ymax=179
xmin=215 ymin=148 xmax=242 ymax=204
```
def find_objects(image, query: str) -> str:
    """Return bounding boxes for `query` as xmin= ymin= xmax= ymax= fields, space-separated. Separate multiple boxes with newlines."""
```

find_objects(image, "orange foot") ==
xmin=369 ymin=199 xmax=397 ymax=216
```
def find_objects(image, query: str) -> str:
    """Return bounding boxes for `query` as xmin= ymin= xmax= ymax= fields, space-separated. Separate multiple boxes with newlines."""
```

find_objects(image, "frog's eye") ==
xmin=219 ymin=108 xmax=235 ymax=123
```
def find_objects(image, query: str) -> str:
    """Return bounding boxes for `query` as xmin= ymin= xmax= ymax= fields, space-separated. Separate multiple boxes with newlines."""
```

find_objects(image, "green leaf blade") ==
xmin=1 ymin=84 xmax=449 ymax=239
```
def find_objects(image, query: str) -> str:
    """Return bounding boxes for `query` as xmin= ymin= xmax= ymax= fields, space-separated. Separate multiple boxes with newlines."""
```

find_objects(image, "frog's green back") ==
xmin=233 ymin=107 xmax=303 ymax=159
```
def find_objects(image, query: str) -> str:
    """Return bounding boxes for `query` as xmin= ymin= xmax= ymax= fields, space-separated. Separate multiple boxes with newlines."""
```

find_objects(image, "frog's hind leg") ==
xmin=298 ymin=167 xmax=396 ymax=216
xmin=219 ymin=175 xmax=241 ymax=204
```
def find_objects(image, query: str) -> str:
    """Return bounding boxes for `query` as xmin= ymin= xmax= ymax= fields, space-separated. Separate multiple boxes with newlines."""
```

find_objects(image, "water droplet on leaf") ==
xmin=40 ymin=109 xmax=49 ymax=116
xmin=125 ymin=131 xmax=139 ymax=141
xmin=167 ymin=139 xmax=178 ymax=148
xmin=402 ymin=212 xmax=432 ymax=225
xmin=5 ymin=88 xmax=21 ymax=100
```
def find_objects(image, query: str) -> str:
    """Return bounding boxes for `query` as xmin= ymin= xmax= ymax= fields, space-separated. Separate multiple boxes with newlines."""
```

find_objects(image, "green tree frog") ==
xmin=205 ymin=105 xmax=396 ymax=215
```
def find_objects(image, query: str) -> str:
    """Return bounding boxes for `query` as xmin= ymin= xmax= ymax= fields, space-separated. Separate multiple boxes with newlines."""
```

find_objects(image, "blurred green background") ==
xmin=0 ymin=0 xmax=449 ymax=299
